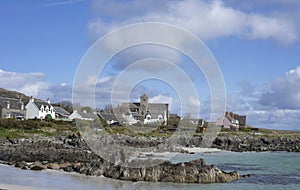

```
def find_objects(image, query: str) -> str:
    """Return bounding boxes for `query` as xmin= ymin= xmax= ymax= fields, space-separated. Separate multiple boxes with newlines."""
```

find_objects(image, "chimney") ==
xmin=18 ymin=98 xmax=24 ymax=110
xmin=47 ymin=98 xmax=50 ymax=104
xmin=30 ymin=96 xmax=34 ymax=102
xmin=6 ymin=101 xmax=10 ymax=109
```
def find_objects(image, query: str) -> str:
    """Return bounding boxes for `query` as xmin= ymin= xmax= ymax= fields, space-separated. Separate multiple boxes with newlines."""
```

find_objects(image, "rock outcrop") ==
xmin=0 ymin=135 xmax=239 ymax=183
xmin=209 ymin=134 xmax=300 ymax=152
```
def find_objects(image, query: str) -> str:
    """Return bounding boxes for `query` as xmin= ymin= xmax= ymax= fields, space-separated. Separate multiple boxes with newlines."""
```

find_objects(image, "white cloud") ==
xmin=0 ymin=69 xmax=71 ymax=102
xmin=226 ymin=92 xmax=251 ymax=113
xmin=247 ymin=13 xmax=297 ymax=45
xmin=259 ymin=66 xmax=300 ymax=109
xmin=0 ymin=69 xmax=47 ymax=96
xmin=246 ymin=109 xmax=300 ymax=130
xmin=109 ymin=45 xmax=182 ymax=72
xmin=181 ymin=96 xmax=200 ymax=118
xmin=188 ymin=96 xmax=200 ymax=107
xmin=89 ymin=0 xmax=299 ymax=45
xmin=218 ymin=67 xmax=300 ymax=130
xmin=149 ymin=95 xmax=173 ymax=104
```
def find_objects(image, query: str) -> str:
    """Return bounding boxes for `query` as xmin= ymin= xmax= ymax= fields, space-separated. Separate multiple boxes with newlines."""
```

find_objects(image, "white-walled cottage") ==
xmin=25 ymin=97 xmax=56 ymax=119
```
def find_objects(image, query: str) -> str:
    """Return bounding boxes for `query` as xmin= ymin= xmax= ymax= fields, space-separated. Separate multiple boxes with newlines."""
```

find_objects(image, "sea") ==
xmin=0 ymin=151 xmax=299 ymax=190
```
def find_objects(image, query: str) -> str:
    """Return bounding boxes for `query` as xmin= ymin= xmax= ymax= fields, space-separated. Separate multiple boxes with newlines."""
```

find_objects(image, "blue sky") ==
xmin=1 ymin=0 xmax=300 ymax=130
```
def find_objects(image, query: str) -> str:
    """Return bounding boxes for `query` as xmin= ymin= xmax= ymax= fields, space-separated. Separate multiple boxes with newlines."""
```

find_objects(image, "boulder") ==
xmin=30 ymin=161 xmax=47 ymax=171
xmin=48 ymin=163 xmax=60 ymax=170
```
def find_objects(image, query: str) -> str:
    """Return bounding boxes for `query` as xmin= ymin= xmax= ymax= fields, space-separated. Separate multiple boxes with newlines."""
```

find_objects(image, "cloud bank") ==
xmin=221 ymin=66 xmax=300 ymax=130
xmin=89 ymin=0 xmax=299 ymax=45
xmin=0 ymin=69 xmax=71 ymax=102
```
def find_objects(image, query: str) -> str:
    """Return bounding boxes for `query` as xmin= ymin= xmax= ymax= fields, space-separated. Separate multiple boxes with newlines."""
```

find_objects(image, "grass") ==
xmin=0 ymin=118 xmax=77 ymax=139
xmin=1 ymin=118 xmax=299 ymax=140
xmin=102 ymin=125 xmax=174 ymax=138
xmin=0 ymin=127 xmax=23 ymax=139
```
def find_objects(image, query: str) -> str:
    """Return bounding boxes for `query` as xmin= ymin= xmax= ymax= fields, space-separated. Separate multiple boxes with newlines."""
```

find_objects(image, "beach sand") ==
xmin=0 ymin=183 xmax=55 ymax=190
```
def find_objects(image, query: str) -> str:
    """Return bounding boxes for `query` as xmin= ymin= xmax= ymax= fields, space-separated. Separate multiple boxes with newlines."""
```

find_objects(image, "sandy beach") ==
xmin=0 ymin=183 xmax=55 ymax=190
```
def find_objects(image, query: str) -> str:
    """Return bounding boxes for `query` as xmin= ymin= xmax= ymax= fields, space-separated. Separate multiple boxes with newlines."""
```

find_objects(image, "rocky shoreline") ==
xmin=210 ymin=133 xmax=300 ymax=152
xmin=1 ymin=131 xmax=298 ymax=184
xmin=101 ymin=132 xmax=300 ymax=152
xmin=0 ymin=134 xmax=240 ymax=184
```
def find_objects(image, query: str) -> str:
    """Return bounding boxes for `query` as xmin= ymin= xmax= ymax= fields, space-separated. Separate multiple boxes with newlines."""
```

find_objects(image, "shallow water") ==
xmin=1 ymin=151 xmax=299 ymax=190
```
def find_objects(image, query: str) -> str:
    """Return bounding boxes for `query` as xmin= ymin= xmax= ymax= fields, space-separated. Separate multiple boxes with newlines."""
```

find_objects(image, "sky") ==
xmin=1 ymin=0 xmax=300 ymax=130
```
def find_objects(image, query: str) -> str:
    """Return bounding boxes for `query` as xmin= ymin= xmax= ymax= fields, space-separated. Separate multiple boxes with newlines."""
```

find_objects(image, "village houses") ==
xmin=101 ymin=93 xmax=169 ymax=125
xmin=0 ymin=94 xmax=247 ymax=132
xmin=216 ymin=112 xmax=247 ymax=130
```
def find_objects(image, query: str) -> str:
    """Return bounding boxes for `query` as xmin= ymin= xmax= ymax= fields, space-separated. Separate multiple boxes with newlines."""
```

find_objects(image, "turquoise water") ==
xmin=0 ymin=152 xmax=299 ymax=190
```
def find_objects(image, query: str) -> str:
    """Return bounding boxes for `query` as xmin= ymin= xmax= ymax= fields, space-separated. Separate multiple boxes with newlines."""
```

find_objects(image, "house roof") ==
xmin=148 ymin=103 xmax=168 ymax=118
xmin=54 ymin=107 xmax=70 ymax=116
xmin=34 ymin=101 xmax=52 ymax=108
xmin=77 ymin=111 xmax=98 ymax=120
xmin=120 ymin=103 xmax=140 ymax=109
xmin=233 ymin=115 xmax=246 ymax=125
xmin=0 ymin=96 xmax=24 ymax=110
xmin=148 ymin=103 xmax=168 ymax=110
xmin=225 ymin=112 xmax=246 ymax=126
xmin=98 ymin=112 xmax=118 ymax=121
xmin=216 ymin=115 xmax=232 ymax=126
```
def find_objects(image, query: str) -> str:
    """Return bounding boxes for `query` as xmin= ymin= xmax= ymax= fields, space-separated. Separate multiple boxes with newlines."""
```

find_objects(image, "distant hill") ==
xmin=0 ymin=87 xmax=31 ymax=102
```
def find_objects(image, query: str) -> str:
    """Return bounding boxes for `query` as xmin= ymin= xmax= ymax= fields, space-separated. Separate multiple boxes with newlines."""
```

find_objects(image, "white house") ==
xmin=216 ymin=115 xmax=232 ymax=129
xmin=143 ymin=111 xmax=166 ymax=125
xmin=122 ymin=112 xmax=139 ymax=125
xmin=25 ymin=97 xmax=56 ymax=119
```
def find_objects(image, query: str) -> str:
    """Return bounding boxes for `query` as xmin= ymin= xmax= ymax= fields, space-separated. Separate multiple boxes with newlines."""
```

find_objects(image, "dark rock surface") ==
xmin=0 ymin=134 xmax=240 ymax=183
xmin=209 ymin=134 xmax=300 ymax=152
xmin=79 ymin=133 xmax=300 ymax=152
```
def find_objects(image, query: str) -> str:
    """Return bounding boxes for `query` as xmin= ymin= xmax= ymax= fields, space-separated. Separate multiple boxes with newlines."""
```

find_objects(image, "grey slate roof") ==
xmin=54 ymin=107 xmax=70 ymax=116
xmin=148 ymin=103 xmax=168 ymax=118
xmin=34 ymin=101 xmax=52 ymax=108
xmin=0 ymin=96 xmax=24 ymax=110
xmin=98 ymin=113 xmax=118 ymax=121
xmin=120 ymin=103 xmax=140 ymax=109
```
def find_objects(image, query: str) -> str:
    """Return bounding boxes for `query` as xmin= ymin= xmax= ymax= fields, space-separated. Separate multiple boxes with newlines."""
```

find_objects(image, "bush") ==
xmin=0 ymin=118 xmax=75 ymax=131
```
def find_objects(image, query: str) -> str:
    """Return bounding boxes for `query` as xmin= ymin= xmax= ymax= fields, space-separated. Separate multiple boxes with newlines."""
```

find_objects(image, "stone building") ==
xmin=116 ymin=93 xmax=169 ymax=125
xmin=0 ymin=96 xmax=26 ymax=119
